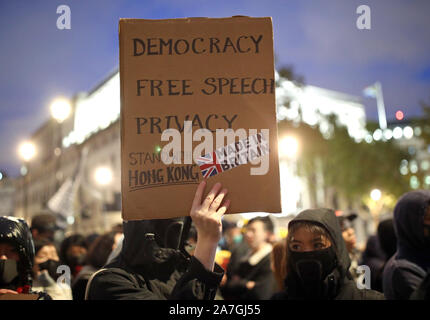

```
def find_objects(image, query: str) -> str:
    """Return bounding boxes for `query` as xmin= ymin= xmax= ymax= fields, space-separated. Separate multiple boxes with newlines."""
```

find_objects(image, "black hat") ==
xmin=337 ymin=212 xmax=358 ymax=230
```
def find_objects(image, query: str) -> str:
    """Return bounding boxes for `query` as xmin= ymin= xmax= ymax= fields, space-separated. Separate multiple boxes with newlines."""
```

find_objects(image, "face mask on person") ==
xmin=38 ymin=260 xmax=61 ymax=281
xmin=67 ymin=254 xmax=85 ymax=268
xmin=289 ymin=246 xmax=338 ymax=298
xmin=0 ymin=259 xmax=19 ymax=286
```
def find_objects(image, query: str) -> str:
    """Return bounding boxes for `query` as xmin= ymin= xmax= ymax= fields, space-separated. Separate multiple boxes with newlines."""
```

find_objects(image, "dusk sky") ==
xmin=1 ymin=0 xmax=429 ymax=177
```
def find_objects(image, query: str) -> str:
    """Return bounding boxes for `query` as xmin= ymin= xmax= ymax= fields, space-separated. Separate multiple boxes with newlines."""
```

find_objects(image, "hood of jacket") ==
xmin=0 ymin=216 xmax=35 ymax=287
xmin=393 ymin=190 xmax=430 ymax=268
xmin=114 ymin=218 xmax=190 ymax=278
xmin=287 ymin=208 xmax=351 ymax=279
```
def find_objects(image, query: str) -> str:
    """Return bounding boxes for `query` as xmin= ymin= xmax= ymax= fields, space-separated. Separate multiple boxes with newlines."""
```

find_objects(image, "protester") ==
xmin=359 ymin=235 xmax=386 ymax=292
xmin=360 ymin=218 xmax=397 ymax=292
xmin=220 ymin=220 xmax=243 ymax=251
xmin=220 ymin=216 xmax=276 ymax=300
xmin=271 ymin=239 xmax=287 ymax=292
xmin=0 ymin=216 xmax=51 ymax=299
xmin=30 ymin=213 xmax=58 ymax=243
xmin=377 ymin=218 xmax=397 ymax=259
xmin=338 ymin=212 xmax=361 ymax=281
xmin=59 ymin=234 xmax=88 ymax=281
xmin=272 ymin=208 xmax=384 ymax=300
xmin=86 ymin=181 xmax=229 ymax=300
xmin=72 ymin=231 xmax=118 ymax=300
xmin=383 ymin=190 xmax=430 ymax=300
xmin=32 ymin=239 xmax=73 ymax=300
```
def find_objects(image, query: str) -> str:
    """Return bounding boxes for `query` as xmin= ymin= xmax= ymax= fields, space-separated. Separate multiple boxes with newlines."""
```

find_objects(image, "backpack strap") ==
xmin=84 ymin=267 xmax=144 ymax=300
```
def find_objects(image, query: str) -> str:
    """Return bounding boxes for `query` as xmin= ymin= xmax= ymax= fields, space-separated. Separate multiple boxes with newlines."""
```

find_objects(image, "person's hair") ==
xmin=247 ymin=216 xmax=274 ymax=234
xmin=33 ymin=239 xmax=55 ymax=256
xmin=285 ymin=221 xmax=333 ymax=273
xmin=59 ymin=234 xmax=88 ymax=264
xmin=85 ymin=232 xmax=116 ymax=269
xmin=271 ymin=239 xmax=287 ymax=291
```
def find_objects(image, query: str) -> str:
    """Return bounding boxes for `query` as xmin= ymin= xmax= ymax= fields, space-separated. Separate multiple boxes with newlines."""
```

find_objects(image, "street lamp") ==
xmin=50 ymin=98 xmax=71 ymax=123
xmin=18 ymin=141 xmax=36 ymax=162
xmin=279 ymin=135 xmax=299 ymax=159
xmin=370 ymin=188 xmax=381 ymax=201
xmin=94 ymin=166 xmax=113 ymax=186
xmin=18 ymin=141 xmax=36 ymax=221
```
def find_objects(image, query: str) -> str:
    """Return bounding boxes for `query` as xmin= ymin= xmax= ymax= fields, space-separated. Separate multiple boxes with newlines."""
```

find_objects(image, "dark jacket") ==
xmin=86 ymin=219 xmax=224 ymax=300
xmin=383 ymin=190 xmax=430 ymax=300
xmin=410 ymin=272 xmax=430 ymax=300
xmin=272 ymin=208 xmax=384 ymax=300
xmin=221 ymin=243 xmax=275 ymax=300
xmin=359 ymin=235 xmax=386 ymax=292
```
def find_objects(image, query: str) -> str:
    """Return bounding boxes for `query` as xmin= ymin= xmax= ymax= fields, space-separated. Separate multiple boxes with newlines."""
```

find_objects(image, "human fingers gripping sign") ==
xmin=190 ymin=180 xmax=230 ymax=271
xmin=191 ymin=181 xmax=230 ymax=242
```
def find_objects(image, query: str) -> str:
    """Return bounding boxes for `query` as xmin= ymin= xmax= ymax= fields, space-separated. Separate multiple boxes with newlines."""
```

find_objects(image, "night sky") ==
xmin=1 ymin=0 xmax=429 ymax=177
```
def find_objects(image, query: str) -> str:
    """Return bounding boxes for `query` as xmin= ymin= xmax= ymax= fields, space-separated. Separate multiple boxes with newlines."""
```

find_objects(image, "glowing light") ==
xmin=279 ymin=136 xmax=299 ymax=159
xmin=392 ymin=127 xmax=403 ymax=139
xmin=403 ymin=126 xmax=414 ymax=139
xmin=370 ymin=189 xmax=382 ymax=201
xmin=410 ymin=161 xmax=418 ymax=174
xmin=50 ymin=98 xmax=71 ymax=123
xmin=425 ymin=175 xmax=430 ymax=185
xmin=20 ymin=166 xmax=28 ymax=176
xmin=400 ymin=166 xmax=408 ymax=175
xmin=410 ymin=176 xmax=419 ymax=189
xmin=395 ymin=110 xmax=404 ymax=121
xmin=94 ymin=167 xmax=113 ymax=186
xmin=18 ymin=142 xmax=36 ymax=162
xmin=0 ymin=172 xmax=3 ymax=181
xmin=383 ymin=129 xmax=393 ymax=140
xmin=364 ymin=134 xmax=373 ymax=143
xmin=373 ymin=129 xmax=382 ymax=141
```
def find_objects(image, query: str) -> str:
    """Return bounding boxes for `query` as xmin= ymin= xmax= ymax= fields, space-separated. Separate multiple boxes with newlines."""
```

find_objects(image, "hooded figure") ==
xmin=86 ymin=217 xmax=224 ymax=300
xmin=0 ymin=216 xmax=51 ymax=299
xmin=272 ymin=208 xmax=384 ymax=300
xmin=383 ymin=190 xmax=430 ymax=300
xmin=0 ymin=216 xmax=35 ymax=292
xmin=359 ymin=235 xmax=386 ymax=292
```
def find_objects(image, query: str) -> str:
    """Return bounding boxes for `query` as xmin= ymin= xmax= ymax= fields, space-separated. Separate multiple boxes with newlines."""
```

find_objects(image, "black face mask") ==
xmin=38 ymin=260 xmax=61 ymax=281
xmin=288 ymin=246 xmax=338 ymax=299
xmin=67 ymin=254 xmax=85 ymax=268
xmin=0 ymin=259 xmax=19 ymax=287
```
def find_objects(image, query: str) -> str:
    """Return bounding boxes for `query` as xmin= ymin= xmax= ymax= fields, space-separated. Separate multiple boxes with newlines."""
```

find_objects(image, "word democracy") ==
xmin=133 ymin=34 xmax=263 ymax=56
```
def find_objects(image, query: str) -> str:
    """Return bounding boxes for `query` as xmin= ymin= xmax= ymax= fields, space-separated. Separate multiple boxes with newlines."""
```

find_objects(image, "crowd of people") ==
xmin=0 ymin=181 xmax=429 ymax=300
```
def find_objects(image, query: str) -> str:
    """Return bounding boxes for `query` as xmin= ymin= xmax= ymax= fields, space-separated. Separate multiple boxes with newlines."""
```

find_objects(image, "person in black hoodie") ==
xmin=272 ymin=208 xmax=384 ymax=300
xmin=383 ymin=190 xmax=430 ymax=300
xmin=86 ymin=181 xmax=229 ymax=300
xmin=0 ymin=216 xmax=51 ymax=299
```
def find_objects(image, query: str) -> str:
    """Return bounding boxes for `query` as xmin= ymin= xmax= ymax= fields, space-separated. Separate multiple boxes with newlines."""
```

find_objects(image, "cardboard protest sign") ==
xmin=119 ymin=16 xmax=281 ymax=220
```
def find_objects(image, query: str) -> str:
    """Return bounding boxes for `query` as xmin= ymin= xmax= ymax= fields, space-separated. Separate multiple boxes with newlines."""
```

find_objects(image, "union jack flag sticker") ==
xmin=196 ymin=152 xmax=224 ymax=179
